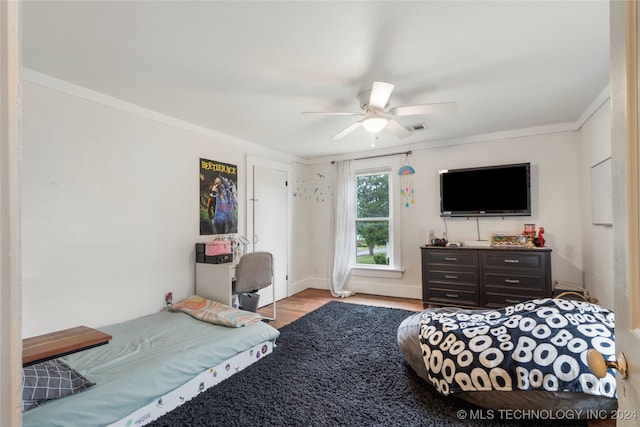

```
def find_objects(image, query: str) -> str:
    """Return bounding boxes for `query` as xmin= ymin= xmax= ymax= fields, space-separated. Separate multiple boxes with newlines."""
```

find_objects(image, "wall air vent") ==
xmin=409 ymin=123 xmax=429 ymax=132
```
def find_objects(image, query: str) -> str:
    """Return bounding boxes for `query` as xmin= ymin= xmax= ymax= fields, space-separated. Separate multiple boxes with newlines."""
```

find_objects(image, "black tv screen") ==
xmin=440 ymin=163 xmax=531 ymax=217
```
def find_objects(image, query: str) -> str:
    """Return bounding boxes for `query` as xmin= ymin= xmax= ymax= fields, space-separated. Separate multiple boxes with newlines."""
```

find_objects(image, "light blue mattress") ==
xmin=22 ymin=310 xmax=280 ymax=427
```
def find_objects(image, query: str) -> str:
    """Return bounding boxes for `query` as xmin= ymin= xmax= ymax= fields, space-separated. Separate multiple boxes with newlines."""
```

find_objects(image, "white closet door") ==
xmin=252 ymin=164 xmax=289 ymax=304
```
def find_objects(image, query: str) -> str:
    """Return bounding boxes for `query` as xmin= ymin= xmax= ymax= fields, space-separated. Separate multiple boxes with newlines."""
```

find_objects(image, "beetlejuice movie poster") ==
xmin=199 ymin=158 xmax=238 ymax=235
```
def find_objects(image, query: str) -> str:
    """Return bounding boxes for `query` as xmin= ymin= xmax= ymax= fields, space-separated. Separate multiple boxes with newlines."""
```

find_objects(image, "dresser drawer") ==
xmin=482 ymin=271 xmax=546 ymax=291
xmin=484 ymin=290 xmax=548 ymax=308
xmin=425 ymin=250 xmax=478 ymax=268
xmin=481 ymin=251 xmax=547 ymax=270
xmin=426 ymin=269 xmax=478 ymax=286
xmin=427 ymin=286 xmax=480 ymax=307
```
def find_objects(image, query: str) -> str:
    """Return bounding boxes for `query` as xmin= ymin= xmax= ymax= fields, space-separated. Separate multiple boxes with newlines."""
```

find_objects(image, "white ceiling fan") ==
xmin=302 ymin=81 xmax=457 ymax=140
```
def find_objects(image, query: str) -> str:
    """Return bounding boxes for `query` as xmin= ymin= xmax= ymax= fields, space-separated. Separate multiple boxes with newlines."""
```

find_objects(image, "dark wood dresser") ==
xmin=420 ymin=245 xmax=552 ymax=309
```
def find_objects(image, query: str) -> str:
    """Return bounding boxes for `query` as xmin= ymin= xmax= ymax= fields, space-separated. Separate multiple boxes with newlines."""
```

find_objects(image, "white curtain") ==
xmin=329 ymin=160 xmax=356 ymax=297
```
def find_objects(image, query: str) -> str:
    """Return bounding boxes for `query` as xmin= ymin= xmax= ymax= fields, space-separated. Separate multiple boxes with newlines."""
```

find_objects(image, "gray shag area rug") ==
xmin=149 ymin=301 xmax=586 ymax=427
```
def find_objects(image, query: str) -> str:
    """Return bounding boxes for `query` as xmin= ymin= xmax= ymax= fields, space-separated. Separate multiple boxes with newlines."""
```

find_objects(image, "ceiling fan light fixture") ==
xmin=362 ymin=116 xmax=388 ymax=133
xmin=302 ymin=80 xmax=457 ymax=140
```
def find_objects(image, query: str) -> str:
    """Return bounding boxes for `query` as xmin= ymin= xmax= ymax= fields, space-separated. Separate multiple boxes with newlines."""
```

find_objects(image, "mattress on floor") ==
xmin=22 ymin=310 xmax=280 ymax=427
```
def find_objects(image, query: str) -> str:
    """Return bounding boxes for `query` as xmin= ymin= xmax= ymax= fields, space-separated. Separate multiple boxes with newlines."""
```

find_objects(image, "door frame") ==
xmin=1 ymin=0 xmax=22 ymax=423
xmin=611 ymin=0 xmax=640 ymax=417
xmin=246 ymin=155 xmax=292 ymax=300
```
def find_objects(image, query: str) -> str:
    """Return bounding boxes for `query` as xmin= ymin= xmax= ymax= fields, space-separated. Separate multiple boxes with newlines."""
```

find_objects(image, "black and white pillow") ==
xmin=22 ymin=359 xmax=94 ymax=412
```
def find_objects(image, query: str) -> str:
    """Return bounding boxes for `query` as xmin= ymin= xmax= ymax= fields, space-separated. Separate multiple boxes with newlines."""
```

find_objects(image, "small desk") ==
xmin=195 ymin=257 xmax=277 ymax=320
xmin=195 ymin=262 xmax=237 ymax=306
xmin=23 ymin=326 xmax=112 ymax=367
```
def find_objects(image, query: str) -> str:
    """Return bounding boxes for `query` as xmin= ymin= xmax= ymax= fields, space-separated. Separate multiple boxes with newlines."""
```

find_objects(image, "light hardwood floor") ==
xmin=258 ymin=289 xmax=615 ymax=427
xmin=257 ymin=288 xmax=423 ymax=329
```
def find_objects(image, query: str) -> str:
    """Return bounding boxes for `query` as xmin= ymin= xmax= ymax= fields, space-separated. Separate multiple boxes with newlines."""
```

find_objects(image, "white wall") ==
xmin=304 ymin=162 xmax=333 ymax=290
xmin=289 ymin=161 xmax=313 ymax=293
xmin=579 ymin=99 xmax=614 ymax=309
xmin=21 ymin=80 xmax=300 ymax=337
xmin=305 ymin=132 xmax=584 ymax=299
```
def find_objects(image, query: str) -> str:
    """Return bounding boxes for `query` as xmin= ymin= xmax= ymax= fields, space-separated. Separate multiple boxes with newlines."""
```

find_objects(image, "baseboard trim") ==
xmin=293 ymin=277 xmax=421 ymax=300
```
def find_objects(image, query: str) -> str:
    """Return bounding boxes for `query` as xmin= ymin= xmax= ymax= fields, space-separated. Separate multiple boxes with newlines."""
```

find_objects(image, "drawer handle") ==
xmin=444 ymin=275 xmax=458 ymax=279
xmin=504 ymin=279 xmax=520 ymax=284
xmin=505 ymin=298 xmax=521 ymax=304
xmin=445 ymin=293 xmax=459 ymax=298
xmin=504 ymin=259 xmax=520 ymax=264
xmin=444 ymin=257 xmax=458 ymax=261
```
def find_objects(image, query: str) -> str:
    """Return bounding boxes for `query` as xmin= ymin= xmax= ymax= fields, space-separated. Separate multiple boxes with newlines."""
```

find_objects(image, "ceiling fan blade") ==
xmin=390 ymin=102 xmax=458 ymax=116
xmin=368 ymin=81 xmax=395 ymax=110
xmin=331 ymin=121 xmax=362 ymax=140
xmin=386 ymin=119 xmax=412 ymax=139
xmin=301 ymin=111 xmax=360 ymax=116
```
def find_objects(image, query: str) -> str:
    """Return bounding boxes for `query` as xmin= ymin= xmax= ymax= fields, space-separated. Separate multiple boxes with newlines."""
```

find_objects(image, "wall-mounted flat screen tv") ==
xmin=440 ymin=162 xmax=531 ymax=217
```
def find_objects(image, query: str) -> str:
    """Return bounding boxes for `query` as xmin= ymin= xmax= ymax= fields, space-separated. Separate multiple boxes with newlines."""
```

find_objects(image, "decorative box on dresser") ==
xmin=420 ymin=245 xmax=552 ymax=309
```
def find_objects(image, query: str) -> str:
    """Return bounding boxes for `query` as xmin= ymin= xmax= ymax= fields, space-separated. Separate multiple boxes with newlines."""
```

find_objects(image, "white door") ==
xmin=611 ymin=1 xmax=640 ymax=419
xmin=249 ymin=162 xmax=289 ymax=306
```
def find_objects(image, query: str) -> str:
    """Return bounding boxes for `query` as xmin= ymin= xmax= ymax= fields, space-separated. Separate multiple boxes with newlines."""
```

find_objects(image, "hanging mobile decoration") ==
xmin=398 ymin=155 xmax=416 ymax=207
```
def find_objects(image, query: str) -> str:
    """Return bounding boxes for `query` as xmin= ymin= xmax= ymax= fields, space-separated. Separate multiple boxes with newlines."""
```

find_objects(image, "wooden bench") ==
xmin=23 ymin=326 xmax=112 ymax=366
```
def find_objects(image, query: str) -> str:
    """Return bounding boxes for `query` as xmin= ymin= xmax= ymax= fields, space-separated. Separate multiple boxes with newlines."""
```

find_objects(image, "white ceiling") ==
xmin=22 ymin=1 xmax=610 ymax=160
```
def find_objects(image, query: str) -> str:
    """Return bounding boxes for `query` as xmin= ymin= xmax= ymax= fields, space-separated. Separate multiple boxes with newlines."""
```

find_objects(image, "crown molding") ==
xmin=21 ymin=67 xmax=305 ymax=165
xmin=309 ymin=85 xmax=611 ymax=165
xmin=23 ymin=67 xmax=609 ymax=167
xmin=576 ymin=84 xmax=611 ymax=129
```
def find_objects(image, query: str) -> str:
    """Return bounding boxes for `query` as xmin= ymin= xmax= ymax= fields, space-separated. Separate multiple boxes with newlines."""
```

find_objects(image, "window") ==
xmin=356 ymin=172 xmax=390 ymax=266
xmin=353 ymin=157 xmax=402 ymax=276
